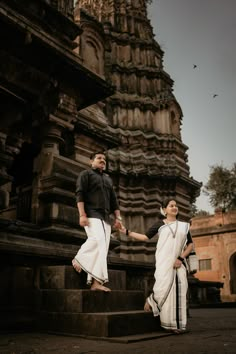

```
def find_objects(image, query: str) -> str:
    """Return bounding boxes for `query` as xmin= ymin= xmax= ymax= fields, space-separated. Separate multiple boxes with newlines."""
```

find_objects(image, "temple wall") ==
xmin=191 ymin=210 xmax=236 ymax=302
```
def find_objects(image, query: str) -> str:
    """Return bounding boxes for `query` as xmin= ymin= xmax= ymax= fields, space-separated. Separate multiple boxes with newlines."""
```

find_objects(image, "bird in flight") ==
xmin=213 ymin=94 xmax=218 ymax=98
xmin=193 ymin=64 xmax=197 ymax=69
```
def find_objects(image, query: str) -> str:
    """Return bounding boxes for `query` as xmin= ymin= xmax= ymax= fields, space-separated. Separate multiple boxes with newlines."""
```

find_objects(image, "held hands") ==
xmin=118 ymin=223 xmax=130 ymax=237
xmin=119 ymin=224 xmax=127 ymax=234
xmin=113 ymin=215 xmax=125 ymax=230
xmin=113 ymin=218 xmax=123 ymax=230
xmin=113 ymin=220 xmax=128 ymax=235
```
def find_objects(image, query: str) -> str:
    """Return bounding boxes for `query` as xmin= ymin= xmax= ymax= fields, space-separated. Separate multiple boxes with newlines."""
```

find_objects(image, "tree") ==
xmin=190 ymin=203 xmax=198 ymax=217
xmin=190 ymin=203 xmax=210 ymax=218
xmin=195 ymin=209 xmax=210 ymax=217
xmin=204 ymin=163 xmax=236 ymax=211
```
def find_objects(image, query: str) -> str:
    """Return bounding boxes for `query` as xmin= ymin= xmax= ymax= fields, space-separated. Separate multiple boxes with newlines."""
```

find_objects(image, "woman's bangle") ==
xmin=126 ymin=229 xmax=130 ymax=236
xmin=178 ymin=256 xmax=184 ymax=262
xmin=80 ymin=214 xmax=87 ymax=217
xmin=116 ymin=216 xmax=122 ymax=221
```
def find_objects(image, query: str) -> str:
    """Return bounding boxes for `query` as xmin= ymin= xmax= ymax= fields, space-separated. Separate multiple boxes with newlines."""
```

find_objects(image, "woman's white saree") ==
xmin=147 ymin=221 xmax=189 ymax=331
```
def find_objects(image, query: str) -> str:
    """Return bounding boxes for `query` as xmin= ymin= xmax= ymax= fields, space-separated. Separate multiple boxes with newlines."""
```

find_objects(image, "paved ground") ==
xmin=0 ymin=308 xmax=236 ymax=354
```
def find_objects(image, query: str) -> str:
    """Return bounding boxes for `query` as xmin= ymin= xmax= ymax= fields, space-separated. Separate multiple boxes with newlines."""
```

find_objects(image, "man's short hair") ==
xmin=90 ymin=151 xmax=106 ymax=160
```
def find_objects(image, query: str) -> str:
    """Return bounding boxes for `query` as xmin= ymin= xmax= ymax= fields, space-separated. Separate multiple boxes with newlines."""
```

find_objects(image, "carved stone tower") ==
xmin=75 ymin=0 xmax=201 ymax=243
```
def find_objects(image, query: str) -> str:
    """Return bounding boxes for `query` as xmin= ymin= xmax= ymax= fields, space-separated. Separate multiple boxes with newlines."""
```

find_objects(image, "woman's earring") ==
xmin=160 ymin=207 xmax=166 ymax=217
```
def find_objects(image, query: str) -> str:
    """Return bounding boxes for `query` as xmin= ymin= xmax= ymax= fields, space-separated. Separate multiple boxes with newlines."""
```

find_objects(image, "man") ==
xmin=72 ymin=151 xmax=122 ymax=292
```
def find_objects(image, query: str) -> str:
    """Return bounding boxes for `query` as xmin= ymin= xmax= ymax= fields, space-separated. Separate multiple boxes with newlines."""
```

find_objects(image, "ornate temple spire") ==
xmin=76 ymin=0 xmax=151 ymax=38
xmin=75 ymin=0 xmax=201 ymax=222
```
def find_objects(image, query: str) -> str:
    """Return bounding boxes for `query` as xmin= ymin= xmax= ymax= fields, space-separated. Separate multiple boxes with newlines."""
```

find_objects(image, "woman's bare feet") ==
xmin=72 ymin=259 xmax=82 ymax=273
xmin=144 ymin=300 xmax=152 ymax=312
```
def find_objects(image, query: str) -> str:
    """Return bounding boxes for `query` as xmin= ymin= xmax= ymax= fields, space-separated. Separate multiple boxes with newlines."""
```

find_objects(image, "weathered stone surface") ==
xmin=39 ymin=266 xmax=126 ymax=290
xmin=40 ymin=310 xmax=161 ymax=337
xmin=40 ymin=289 xmax=144 ymax=313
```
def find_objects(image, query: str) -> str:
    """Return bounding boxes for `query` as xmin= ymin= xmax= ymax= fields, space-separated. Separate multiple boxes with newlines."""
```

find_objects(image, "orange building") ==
xmin=191 ymin=209 xmax=236 ymax=302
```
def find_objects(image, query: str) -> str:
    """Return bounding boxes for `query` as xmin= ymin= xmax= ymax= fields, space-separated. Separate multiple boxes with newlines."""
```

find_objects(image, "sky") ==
xmin=148 ymin=0 xmax=236 ymax=213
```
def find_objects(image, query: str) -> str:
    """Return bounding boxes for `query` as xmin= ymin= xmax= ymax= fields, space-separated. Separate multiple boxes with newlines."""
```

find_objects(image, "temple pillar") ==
xmin=32 ymin=115 xmax=67 ymax=224
xmin=0 ymin=132 xmax=13 ymax=210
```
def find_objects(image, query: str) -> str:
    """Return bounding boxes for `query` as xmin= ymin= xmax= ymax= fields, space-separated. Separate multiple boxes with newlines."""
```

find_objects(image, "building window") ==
xmin=199 ymin=259 xmax=212 ymax=271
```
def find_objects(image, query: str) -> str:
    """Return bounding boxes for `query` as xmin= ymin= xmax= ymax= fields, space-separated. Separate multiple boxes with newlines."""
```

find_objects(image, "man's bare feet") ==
xmin=72 ymin=259 xmax=82 ymax=273
xmin=91 ymin=285 xmax=111 ymax=292
xmin=144 ymin=300 xmax=152 ymax=312
xmin=90 ymin=280 xmax=111 ymax=292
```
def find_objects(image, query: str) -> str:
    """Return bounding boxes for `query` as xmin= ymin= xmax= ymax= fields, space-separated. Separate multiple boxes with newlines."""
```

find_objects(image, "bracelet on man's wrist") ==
xmin=126 ymin=229 xmax=130 ymax=236
xmin=178 ymin=256 xmax=184 ymax=262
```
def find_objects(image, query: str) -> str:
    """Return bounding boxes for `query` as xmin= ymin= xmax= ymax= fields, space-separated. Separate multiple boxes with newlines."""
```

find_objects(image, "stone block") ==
xmin=40 ymin=289 xmax=144 ymax=313
xmin=40 ymin=266 xmax=126 ymax=290
xmin=40 ymin=265 xmax=86 ymax=289
xmin=40 ymin=311 xmax=161 ymax=337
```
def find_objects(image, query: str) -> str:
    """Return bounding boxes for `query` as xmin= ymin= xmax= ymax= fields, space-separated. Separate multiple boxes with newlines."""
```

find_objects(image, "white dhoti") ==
xmin=147 ymin=221 xmax=189 ymax=331
xmin=74 ymin=218 xmax=111 ymax=285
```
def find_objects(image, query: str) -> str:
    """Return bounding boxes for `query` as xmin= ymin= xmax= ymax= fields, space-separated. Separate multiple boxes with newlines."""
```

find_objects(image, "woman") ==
xmin=120 ymin=198 xmax=193 ymax=334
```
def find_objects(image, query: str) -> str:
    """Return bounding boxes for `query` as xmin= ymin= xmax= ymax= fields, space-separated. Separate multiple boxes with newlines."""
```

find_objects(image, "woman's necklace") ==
xmin=166 ymin=220 xmax=178 ymax=238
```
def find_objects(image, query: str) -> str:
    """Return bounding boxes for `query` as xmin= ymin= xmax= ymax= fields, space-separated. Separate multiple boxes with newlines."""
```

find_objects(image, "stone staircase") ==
xmin=38 ymin=265 xmax=162 ymax=338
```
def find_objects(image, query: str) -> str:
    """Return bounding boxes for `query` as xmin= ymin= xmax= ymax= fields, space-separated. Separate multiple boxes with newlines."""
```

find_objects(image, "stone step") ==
xmin=40 ymin=266 xmax=126 ymax=290
xmin=101 ymin=331 xmax=172 ymax=343
xmin=40 ymin=310 xmax=161 ymax=337
xmin=40 ymin=289 xmax=144 ymax=313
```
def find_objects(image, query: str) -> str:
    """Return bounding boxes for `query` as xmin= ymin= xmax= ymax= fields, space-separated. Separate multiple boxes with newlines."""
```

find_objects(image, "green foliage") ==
xmin=194 ymin=210 xmax=210 ymax=217
xmin=190 ymin=203 xmax=210 ymax=217
xmin=203 ymin=163 xmax=236 ymax=211
xmin=190 ymin=203 xmax=198 ymax=217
